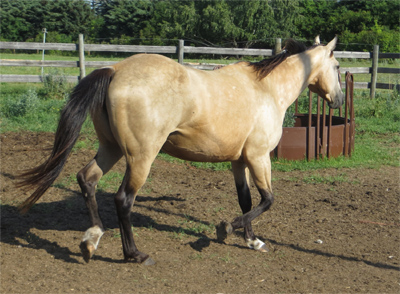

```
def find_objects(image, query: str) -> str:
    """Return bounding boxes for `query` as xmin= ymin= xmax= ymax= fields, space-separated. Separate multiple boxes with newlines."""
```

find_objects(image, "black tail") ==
xmin=17 ymin=67 xmax=114 ymax=213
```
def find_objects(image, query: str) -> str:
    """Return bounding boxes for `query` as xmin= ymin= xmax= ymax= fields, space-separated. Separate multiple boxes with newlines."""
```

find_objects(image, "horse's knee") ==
xmin=259 ymin=190 xmax=274 ymax=211
xmin=265 ymin=192 xmax=274 ymax=207
xmin=76 ymin=169 xmax=87 ymax=192
xmin=77 ymin=159 xmax=103 ymax=197
xmin=77 ymin=174 xmax=95 ymax=198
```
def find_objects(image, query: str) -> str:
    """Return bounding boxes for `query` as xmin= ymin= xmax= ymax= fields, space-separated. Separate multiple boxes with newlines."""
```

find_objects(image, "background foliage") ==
xmin=1 ymin=0 xmax=399 ymax=52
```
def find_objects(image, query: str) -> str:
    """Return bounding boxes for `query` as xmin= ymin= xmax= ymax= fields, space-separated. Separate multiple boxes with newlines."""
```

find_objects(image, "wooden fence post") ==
xmin=178 ymin=39 xmax=184 ymax=64
xmin=79 ymin=34 xmax=86 ymax=80
xmin=370 ymin=44 xmax=379 ymax=99
xmin=275 ymin=38 xmax=282 ymax=55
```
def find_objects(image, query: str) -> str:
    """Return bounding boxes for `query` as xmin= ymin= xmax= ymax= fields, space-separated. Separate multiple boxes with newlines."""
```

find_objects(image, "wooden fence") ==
xmin=1 ymin=35 xmax=399 ymax=97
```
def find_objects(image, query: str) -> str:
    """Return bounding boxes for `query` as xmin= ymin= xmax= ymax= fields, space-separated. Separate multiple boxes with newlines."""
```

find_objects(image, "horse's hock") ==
xmin=272 ymin=72 xmax=355 ymax=161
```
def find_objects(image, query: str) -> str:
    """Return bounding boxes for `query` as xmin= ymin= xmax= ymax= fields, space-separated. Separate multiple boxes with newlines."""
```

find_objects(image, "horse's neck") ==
xmin=265 ymin=52 xmax=320 ymax=113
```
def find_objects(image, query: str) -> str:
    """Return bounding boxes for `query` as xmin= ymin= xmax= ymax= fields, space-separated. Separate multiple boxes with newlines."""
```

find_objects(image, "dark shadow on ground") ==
xmin=2 ymin=181 xmax=397 ymax=270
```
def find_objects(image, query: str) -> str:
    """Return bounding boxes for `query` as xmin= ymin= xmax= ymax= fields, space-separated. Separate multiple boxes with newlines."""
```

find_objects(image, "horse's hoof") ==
xmin=142 ymin=257 xmax=156 ymax=266
xmin=129 ymin=252 xmax=156 ymax=265
xmin=216 ymin=221 xmax=233 ymax=242
xmin=247 ymin=238 xmax=269 ymax=253
xmin=79 ymin=241 xmax=95 ymax=263
xmin=257 ymin=243 xmax=269 ymax=253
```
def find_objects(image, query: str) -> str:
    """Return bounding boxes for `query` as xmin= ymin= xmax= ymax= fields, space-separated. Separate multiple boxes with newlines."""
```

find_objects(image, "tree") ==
xmin=48 ymin=0 xmax=94 ymax=38
xmin=333 ymin=0 xmax=399 ymax=51
xmin=0 ymin=0 xmax=94 ymax=42
xmin=139 ymin=0 xmax=197 ymax=45
xmin=0 ymin=0 xmax=35 ymax=41
xmin=193 ymin=0 xmax=278 ymax=48
xmin=1 ymin=0 xmax=398 ymax=52
xmin=335 ymin=0 xmax=399 ymax=31
xmin=96 ymin=0 xmax=153 ymax=43
xmin=296 ymin=0 xmax=337 ymax=42
xmin=269 ymin=0 xmax=301 ymax=40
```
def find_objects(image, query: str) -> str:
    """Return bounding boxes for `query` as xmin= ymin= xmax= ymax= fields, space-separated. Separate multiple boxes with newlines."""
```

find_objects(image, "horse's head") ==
xmin=307 ymin=36 xmax=344 ymax=109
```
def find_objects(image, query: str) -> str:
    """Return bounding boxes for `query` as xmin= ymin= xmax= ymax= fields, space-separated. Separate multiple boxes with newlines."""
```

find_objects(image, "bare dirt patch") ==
xmin=1 ymin=132 xmax=399 ymax=293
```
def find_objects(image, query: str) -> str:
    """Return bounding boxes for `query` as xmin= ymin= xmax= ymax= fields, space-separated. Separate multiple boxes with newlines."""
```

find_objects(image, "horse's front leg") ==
xmin=216 ymin=155 xmax=273 ymax=252
xmin=216 ymin=161 xmax=259 ymax=248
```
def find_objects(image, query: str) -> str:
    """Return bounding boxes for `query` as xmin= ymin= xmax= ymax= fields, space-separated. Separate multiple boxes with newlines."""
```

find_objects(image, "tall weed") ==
xmin=1 ymin=89 xmax=39 ymax=118
xmin=40 ymin=69 xmax=72 ymax=100
xmin=356 ymin=89 xmax=399 ymax=118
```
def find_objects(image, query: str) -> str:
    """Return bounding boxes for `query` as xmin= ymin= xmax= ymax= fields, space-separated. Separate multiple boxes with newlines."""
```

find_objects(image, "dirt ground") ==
xmin=1 ymin=132 xmax=399 ymax=294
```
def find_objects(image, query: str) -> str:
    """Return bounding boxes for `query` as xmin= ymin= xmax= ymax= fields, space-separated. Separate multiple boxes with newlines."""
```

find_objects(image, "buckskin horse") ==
xmin=18 ymin=36 xmax=344 ymax=265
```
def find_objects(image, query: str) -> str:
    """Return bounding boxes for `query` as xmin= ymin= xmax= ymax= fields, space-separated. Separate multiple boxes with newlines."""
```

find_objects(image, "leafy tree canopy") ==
xmin=1 ymin=0 xmax=399 ymax=52
xmin=1 ymin=0 xmax=93 ymax=42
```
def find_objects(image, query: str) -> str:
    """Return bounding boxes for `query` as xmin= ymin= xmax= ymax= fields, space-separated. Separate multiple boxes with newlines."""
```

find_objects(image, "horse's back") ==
xmin=106 ymin=54 xmax=253 ymax=126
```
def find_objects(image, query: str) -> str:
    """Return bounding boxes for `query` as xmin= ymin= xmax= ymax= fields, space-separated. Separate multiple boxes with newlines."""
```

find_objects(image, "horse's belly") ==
xmin=161 ymin=131 xmax=243 ymax=162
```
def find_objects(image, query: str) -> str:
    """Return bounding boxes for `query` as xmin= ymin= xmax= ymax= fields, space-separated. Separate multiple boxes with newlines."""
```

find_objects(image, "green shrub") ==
xmin=40 ymin=69 xmax=72 ymax=100
xmin=1 ymin=88 xmax=39 ymax=118
xmin=355 ymin=88 xmax=400 ymax=118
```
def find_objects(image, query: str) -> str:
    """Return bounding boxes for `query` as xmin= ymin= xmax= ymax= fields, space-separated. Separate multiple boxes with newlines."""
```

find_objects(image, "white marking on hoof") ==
xmin=82 ymin=226 xmax=104 ymax=250
xmin=246 ymin=238 xmax=268 ymax=252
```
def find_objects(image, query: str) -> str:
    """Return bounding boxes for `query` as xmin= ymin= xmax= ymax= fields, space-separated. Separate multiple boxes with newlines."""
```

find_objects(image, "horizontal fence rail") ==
xmin=1 ymin=37 xmax=399 ymax=95
xmin=0 ymin=74 xmax=80 ymax=83
xmin=0 ymin=42 xmax=77 ymax=51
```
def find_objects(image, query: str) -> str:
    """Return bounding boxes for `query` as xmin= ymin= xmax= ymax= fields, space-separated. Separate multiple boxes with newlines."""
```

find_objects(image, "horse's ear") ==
xmin=326 ymin=36 xmax=338 ymax=51
xmin=314 ymin=35 xmax=320 ymax=45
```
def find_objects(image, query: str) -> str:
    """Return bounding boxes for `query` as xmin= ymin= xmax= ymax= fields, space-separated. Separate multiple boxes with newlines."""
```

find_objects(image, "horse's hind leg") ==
xmin=77 ymin=142 xmax=122 ymax=262
xmin=217 ymin=161 xmax=250 ymax=240
xmin=114 ymin=156 xmax=156 ymax=265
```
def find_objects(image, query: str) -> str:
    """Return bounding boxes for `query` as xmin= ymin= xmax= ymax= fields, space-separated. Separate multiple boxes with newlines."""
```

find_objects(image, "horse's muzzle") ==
xmin=328 ymin=92 xmax=344 ymax=109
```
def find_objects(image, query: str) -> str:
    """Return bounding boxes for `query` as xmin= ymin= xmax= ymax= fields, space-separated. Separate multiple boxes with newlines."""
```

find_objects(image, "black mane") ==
xmin=249 ymin=39 xmax=309 ymax=80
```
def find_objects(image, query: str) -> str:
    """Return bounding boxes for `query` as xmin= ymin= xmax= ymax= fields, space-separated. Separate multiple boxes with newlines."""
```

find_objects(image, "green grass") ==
xmin=97 ymin=171 xmax=124 ymax=193
xmin=0 ymin=80 xmax=97 ymax=137
xmin=0 ymin=83 xmax=66 ymax=132
xmin=302 ymin=173 xmax=350 ymax=185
